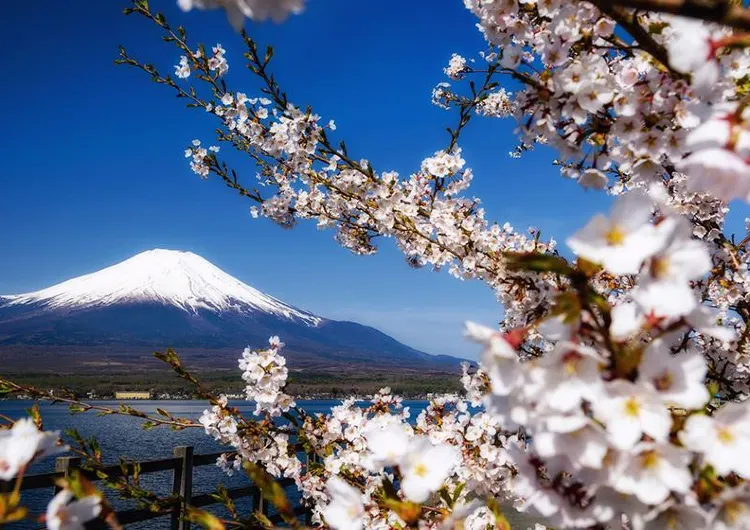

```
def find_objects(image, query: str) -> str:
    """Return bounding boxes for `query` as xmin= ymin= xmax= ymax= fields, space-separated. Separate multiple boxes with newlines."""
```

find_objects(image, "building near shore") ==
xmin=114 ymin=391 xmax=150 ymax=399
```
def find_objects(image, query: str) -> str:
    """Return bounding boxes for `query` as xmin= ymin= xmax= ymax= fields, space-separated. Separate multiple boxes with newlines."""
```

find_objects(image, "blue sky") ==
xmin=3 ymin=0 xmax=729 ymax=360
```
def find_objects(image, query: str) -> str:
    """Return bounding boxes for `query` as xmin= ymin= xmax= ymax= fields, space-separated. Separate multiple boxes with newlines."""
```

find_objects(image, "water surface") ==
xmin=1 ymin=399 xmax=427 ymax=529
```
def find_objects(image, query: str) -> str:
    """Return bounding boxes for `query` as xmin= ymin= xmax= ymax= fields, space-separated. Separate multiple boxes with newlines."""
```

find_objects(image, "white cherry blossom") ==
xmin=399 ymin=438 xmax=459 ymax=503
xmin=534 ymin=415 xmax=608 ymax=470
xmin=666 ymin=16 xmax=720 ymax=95
xmin=633 ymin=502 xmax=708 ymax=530
xmin=633 ymin=217 xmax=712 ymax=318
xmin=637 ymin=340 xmax=710 ymax=410
xmin=594 ymin=380 xmax=672 ymax=450
xmin=529 ymin=341 xmax=605 ymax=413
xmin=567 ymin=192 xmax=664 ymax=275
xmin=680 ymin=403 xmax=750 ymax=478
xmin=0 ymin=418 xmax=63 ymax=481
xmin=364 ymin=423 xmax=410 ymax=469
xmin=45 ymin=490 xmax=101 ymax=530
xmin=710 ymin=487 xmax=750 ymax=530
xmin=465 ymin=322 xmax=522 ymax=396
xmin=322 ymin=477 xmax=365 ymax=530
xmin=612 ymin=442 xmax=692 ymax=505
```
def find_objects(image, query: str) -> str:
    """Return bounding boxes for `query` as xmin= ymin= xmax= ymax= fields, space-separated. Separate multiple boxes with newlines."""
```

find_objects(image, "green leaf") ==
xmin=27 ymin=403 xmax=42 ymax=430
xmin=0 ymin=499 xmax=28 ymax=525
xmin=381 ymin=476 xmax=399 ymax=500
xmin=253 ymin=511 xmax=273 ymax=529
xmin=381 ymin=498 xmax=421 ymax=524
xmin=451 ymin=482 xmax=465 ymax=504
xmin=503 ymin=251 xmax=573 ymax=275
xmin=186 ymin=507 xmax=225 ymax=530
xmin=648 ymin=21 xmax=669 ymax=35
xmin=439 ymin=487 xmax=453 ymax=508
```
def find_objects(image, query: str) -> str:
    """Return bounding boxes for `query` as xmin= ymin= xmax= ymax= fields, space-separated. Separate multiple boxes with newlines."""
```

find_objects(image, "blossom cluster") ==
xmin=238 ymin=335 xmax=295 ymax=416
xmin=184 ymin=139 xmax=216 ymax=178
xmin=117 ymin=0 xmax=750 ymax=528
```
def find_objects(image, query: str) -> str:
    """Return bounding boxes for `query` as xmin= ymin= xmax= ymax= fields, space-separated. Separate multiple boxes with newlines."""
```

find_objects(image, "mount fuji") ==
xmin=0 ymin=249 xmax=462 ymax=372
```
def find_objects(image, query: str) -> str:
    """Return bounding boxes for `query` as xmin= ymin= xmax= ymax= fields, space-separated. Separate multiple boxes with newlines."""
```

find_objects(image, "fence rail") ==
xmin=5 ymin=446 xmax=306 ymax=529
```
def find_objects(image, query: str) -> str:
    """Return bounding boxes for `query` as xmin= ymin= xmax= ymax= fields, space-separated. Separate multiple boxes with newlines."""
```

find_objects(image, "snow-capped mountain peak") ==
xmin=3 ymin=249 xmax=322 ymax=325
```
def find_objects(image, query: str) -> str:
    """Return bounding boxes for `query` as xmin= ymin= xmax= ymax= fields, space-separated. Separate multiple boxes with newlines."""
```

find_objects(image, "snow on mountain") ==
xmin=3 ymin=249 xmax=322 ymax=326
xmin=0 ymin=249 xmax=466 ymax=371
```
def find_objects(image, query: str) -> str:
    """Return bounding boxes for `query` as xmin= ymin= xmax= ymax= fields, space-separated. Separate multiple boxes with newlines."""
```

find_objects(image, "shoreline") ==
xmin=1 ymin=394 xmax=438 ymax=402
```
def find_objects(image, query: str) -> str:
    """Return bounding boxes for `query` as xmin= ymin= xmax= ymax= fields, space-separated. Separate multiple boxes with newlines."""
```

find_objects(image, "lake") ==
xmin=1 ymin=399 xmax=539 ymax=529
xmin=1 ymin=399 xmax=429 ymax=529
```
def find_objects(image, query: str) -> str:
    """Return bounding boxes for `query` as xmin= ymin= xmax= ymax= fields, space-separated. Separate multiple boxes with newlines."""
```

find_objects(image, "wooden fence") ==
xmin=8 ymin=446 xmax=309 ymax=529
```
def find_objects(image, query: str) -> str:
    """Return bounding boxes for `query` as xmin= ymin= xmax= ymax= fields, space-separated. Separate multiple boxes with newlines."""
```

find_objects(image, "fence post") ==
xmin=54 ymin=456 xmax=82 ymax=494
xmin=171 ymin=445 xmax=193 ymax=530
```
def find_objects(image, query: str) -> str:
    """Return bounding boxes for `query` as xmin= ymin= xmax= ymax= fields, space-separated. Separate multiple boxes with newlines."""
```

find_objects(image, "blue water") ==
xmin=0 ymin=399 xmax=428 ymax=529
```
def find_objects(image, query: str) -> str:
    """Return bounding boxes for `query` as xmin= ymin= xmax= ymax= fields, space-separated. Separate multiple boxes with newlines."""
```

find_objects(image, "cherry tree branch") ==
xmin=589 ymin=0 xmax=678 ymax=73
xmin=608 ymin=0 xmax=750 ymax=30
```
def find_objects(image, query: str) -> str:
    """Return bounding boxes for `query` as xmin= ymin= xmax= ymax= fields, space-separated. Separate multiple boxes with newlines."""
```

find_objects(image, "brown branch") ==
xmin=589 ymin=0 xmax=678 ymax=74
xmin=0 ymin=378 xmax=201 ymax=430
xmin=608 ymin=0 xmax=750 ymax=31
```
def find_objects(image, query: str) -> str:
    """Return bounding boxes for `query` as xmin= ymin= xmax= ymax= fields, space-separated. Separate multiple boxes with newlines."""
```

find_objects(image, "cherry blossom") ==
xmin=634 ymin=503 xmax=708 ymax=530
xmin=444 ymin=54 xmax=468 ymax=80
xmin=322 ymin=477 xmax=365 ymax=530
xmin=612 ymin=442 xmax=692 ymax=505
xmin=637 ymin=340 xmax=710 ymax=410
xmin=567 ymin=192 xmax=664 ymax=275
xmin=364 ymin=423 xmax=410 ymax=469
xmin=666 ymin=16 xmax=721 ymax=95
xmin=529 ymin=341 xmax=605 ymax=413
xmin=465 ymin=322 xmax=523 ymax=396
xmin=678 ymin=105 xmax=750 ymax=202
xmin=710 ymin=487 xmax=750 ymax=530
xmin=680 ymin=403 xmax=750 ymax=478
xmin=0 ymin=418 xmax=63 ymax=481
xmin=398 ymin=437 xmax=459 ymax=503
xmin=238 ymin=336 xmax=295 ymax=416
xmin=174 ymin=55 xmax=191 ymax=79
xmin=593 ymin=380 xmax=672 ymax=450
xmin=45 ymin=490 xmax=101 ymax=530
xmin=533 ymin=415 xmax=608 ymax=470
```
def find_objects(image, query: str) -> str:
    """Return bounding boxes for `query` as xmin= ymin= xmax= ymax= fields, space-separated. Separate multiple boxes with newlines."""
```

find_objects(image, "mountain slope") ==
xmin=2 ymin=249 xmax=320 ymax=324
xmin=0 ymin=249 xmax=463 ymax=371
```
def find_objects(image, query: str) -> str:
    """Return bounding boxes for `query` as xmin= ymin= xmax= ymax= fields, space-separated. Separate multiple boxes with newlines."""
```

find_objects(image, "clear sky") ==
xmin=5 ymin=1 xmax=740 ymax=360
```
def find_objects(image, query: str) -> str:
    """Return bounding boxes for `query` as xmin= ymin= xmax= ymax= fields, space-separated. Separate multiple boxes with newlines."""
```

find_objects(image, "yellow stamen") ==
xmin=413 ymin=463 xmax=429 ymax=477
xmin=624 ymin=397 xmax=640 ymax=417
xmin=665 ymin=511 xmax=680 ymax=530
xmin=650 ymin=257 xmax=671 ymax=279
xmin=640 ymin=450 xmax=660 ymax=470
xmin=57 ymin=508 xmax=71 ymax=524
xmin=605 ymin=226 xmax=626 ymax=246
xmin=653 ymin=370 xmax=674 ymax=391
xmin=724 ymin=500 xmax=746 ymax=524
xmin=718 ymin=427 xmax=735 ymax=444
xmin=562 ymin=350 xmax=583 ymax=376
